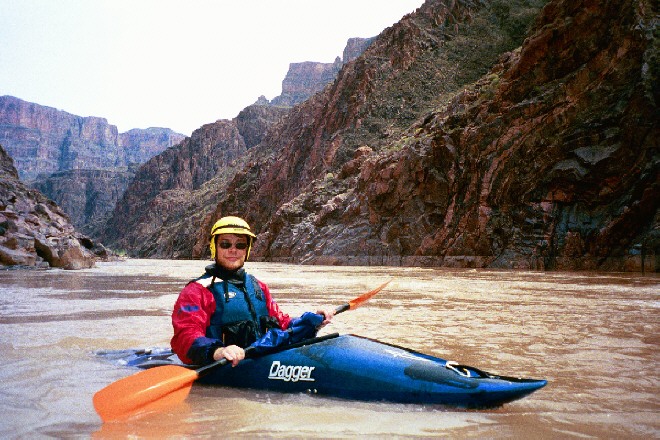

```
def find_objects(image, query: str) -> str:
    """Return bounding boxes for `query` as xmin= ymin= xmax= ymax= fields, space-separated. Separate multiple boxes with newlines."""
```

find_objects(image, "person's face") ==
xmin=214 ymin=233 xmax=248 ymax=271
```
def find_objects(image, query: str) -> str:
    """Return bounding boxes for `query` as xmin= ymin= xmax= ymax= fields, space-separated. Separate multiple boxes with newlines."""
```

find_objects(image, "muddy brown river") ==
xmin=0 ymin=260 xmax=658 ymax=438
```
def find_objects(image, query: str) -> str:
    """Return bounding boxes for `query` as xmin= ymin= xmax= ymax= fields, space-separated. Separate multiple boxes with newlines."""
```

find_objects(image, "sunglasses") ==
xmin=218 ymin=240 xmax=248 ymax=250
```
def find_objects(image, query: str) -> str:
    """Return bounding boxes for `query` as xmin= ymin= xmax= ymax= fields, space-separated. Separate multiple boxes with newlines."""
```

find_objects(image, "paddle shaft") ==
xmin=196 ymin=346 xmax=254 ymax=375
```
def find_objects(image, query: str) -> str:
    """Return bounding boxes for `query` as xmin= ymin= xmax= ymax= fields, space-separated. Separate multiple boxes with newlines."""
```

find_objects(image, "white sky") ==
xmin=0 ymin=0 xmax=424 ymax=135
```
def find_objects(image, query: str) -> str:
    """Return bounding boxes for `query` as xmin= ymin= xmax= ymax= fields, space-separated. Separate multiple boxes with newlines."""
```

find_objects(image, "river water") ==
xmin=0 ymin=259 xmax=657 ymax=439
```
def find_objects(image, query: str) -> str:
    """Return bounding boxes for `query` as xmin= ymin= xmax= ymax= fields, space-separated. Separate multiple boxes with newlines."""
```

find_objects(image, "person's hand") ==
xmin=316 ymin=309 xmax=335 ymax=327
xmin=213 ymin=345 xmax=245 ymax=367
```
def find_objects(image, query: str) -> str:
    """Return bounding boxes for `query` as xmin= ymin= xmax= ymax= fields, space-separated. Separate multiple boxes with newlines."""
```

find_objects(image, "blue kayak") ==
xmin=110 ymin=333 xmax=546 ymax=408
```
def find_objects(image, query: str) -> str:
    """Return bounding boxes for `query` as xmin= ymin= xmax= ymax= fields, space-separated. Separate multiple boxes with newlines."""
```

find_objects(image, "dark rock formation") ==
xmin=97 ymin=0 xmax=657 ymax=273
xmin=32 ymin=167 xmax=136 ymax=237
xmin=196 ymin=0 xmax=545 ymax=254
xmin=197 ymin=0 xmax=657 ymax=272
xmin=347 ymin=0 xmax=659 ymax=271
xmin=0 ymin=144 xmax=111 ymax=269
xmin=235 ymin=105 xmax=289 ymax=149
xmin=103 ymin=33 xmax=375 ymax=256
xmin=101 ymin=104 xmax=288 ymax=256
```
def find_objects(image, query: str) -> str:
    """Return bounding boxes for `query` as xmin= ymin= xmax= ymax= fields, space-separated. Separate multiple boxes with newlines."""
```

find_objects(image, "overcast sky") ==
xmin=0 ymin=0 xmax=424 ymax=135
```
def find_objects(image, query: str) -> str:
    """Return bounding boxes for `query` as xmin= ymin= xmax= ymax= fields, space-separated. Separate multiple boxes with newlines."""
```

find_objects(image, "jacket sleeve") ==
xmin=170 ymin=281 xmax=221 ymax=365
xmin=258 ymin=279 xmax=292 ymax=330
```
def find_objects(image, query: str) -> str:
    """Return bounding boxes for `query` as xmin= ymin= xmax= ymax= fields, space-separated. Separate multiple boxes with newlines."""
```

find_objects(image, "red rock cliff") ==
xmin=102 ymin=104 xmax=288 ymax=256
xmin=198 ymin=0 xmax=657 ymax=271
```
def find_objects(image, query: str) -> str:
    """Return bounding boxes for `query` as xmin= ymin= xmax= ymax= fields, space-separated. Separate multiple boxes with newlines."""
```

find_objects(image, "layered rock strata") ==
xmin=32 ymin=168 xmax=136 ymax=237
xmin=0 ymin=96 xmax=185 ymax=181
xmin=95 ymin=0 xmax=657 ymax=272
xmin=101 ymin=104 xmax=289 ymax=256
xmin=0 ymin=144 xmax=110 ymax=269
xmin=0 ymin=96 xmax=186 ymax=233
xmin=199 ymin=0 xmax=657 ymax=271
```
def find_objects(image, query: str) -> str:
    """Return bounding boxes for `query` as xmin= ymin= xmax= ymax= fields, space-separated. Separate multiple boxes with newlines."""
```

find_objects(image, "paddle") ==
xmin=334 ymin=279 xmax=391 ymax=314
xmin=93 ymin=280 xmax=391 ymax=422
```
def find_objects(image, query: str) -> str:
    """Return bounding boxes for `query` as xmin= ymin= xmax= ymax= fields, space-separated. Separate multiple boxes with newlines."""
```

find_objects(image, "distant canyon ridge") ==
xmin=1 ymin=0 xmax=657 ymax=272
xmin=0 ymin=95 xmax=187 ymax=236
xmin=0 ymin=36 xmax=373 ymax=239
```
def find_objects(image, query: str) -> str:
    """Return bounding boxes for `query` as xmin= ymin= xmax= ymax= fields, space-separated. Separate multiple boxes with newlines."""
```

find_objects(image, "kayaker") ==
xmin=170 ymin=215 xmax=334 ymax=366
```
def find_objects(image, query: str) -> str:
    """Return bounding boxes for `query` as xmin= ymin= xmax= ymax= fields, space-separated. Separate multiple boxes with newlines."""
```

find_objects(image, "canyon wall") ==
xmin=270 ymin=37 xmax=375 ymax=107
xmin=197 ymin=0 xmax=657 ymax=271
xmin=100 ymin=36 xmax=376 ymax=256
xmin=0 ymin=144 xmax=110 ymax=269
xmin=41 ymin=0 xmax=656 ymax=272
xmin=101 ymin=104 xmax=289 ymax=256
xmin=0 ymin=96 xmax=185 ymax=181
xmin=0 ymin=96 xmax=186 ymax=233
xmin=31 ymin=167 xmax=136 ymax=237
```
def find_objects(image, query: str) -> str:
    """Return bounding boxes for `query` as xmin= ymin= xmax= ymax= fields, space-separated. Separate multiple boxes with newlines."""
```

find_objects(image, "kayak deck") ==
xmin=99 ymin=333 xmax=546 ymax=408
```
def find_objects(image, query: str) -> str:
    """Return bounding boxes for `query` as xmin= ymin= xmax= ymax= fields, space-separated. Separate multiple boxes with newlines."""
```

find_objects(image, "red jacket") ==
xmin=171 ymin=277 xmax=291 ymax=364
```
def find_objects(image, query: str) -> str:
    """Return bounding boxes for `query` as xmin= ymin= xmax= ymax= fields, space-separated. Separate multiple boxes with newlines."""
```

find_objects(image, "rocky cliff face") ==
xmin=0 ymin=96 xmax=185 ymax=233
xmin=118 ymin=128 xmax=186 ymax=167
xmin=32 ymin=168 xmax=136 ymax=237
xmin=101 ymin=104 xmax=288 ymax=256
xmin=270 ymin=59 xmax=343 ymax=107
xmin=347 ymin=0 xmax=659 ymax=271
xmin=343 ymin=37 xmax=376 ymax=64
xmin=100 ymin=0 xmax=657 ymax=272
xmin=195 ymin=0 xmax=545 ymax=251
xmin=0 ymin=144 xmax=111 ymax=269
xmin=270 ymin=38 xmax=374 ymax=107
xmin=0 ymin=96 xmax=185 ymax=181
xmin=101 ymin=35 xmax=375 ymax=257
xmin=195 ymin=0 xmax=657 ymax=272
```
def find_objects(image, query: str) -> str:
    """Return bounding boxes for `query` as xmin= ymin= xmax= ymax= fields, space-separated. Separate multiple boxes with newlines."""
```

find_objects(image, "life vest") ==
xmin=195 ymin=272 xmax=273 ymax=347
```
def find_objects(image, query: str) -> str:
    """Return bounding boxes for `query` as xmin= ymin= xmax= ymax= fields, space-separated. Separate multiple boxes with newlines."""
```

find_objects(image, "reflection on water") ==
xmin=0 ymin=260 xmax=658 ymax=438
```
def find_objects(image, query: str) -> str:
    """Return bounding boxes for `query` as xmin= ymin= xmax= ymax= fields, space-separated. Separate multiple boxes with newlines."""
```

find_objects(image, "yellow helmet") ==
xmin=209 ymin=216 xmax=257 ymax=260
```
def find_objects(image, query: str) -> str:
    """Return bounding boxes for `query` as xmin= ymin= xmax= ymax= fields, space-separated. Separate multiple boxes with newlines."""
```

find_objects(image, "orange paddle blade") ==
xmin=93 ymin=365 xmax=198 ymax=422
xmin=348 ymin=280 xmax=391 ymax=310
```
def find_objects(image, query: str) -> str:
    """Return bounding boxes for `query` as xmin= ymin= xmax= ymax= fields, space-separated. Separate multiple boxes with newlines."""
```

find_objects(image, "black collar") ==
xmin=205 ymin=264 xmax=245 ymax=285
